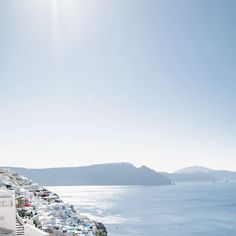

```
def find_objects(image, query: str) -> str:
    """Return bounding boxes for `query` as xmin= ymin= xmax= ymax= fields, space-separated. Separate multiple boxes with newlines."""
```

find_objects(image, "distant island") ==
xmin=7 ymin=163 xmax=171 ymax=186
xmin=162 ymin=165 xmax=236 ymax=182
xmin=5 ymin=163 xmax=236 ymax=186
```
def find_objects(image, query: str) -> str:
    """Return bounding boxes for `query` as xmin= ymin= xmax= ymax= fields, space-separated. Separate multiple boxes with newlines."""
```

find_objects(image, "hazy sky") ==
xmin=0 ymin=0 xmax=236 ymax=172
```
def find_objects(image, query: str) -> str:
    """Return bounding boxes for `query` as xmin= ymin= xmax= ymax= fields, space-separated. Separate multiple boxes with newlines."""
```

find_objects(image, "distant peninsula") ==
xmin=161 ymin=165 xmax=236 ymax=182
xmin=7 ymin=163 xmax=172 ymax=186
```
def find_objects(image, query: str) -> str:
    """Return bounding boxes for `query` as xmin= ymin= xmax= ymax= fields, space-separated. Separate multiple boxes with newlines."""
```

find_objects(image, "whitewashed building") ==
xmin=0 ymin=189 xmax=16 ymax=234
xmin=0 ymin=189 xmax=48 ymax=236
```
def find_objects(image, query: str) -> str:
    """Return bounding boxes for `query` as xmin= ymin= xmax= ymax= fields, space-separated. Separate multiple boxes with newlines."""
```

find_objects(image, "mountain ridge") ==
xmin=165 ymin=165 xmax=236 ymax=182
xmin=174 ymin=166 xmax=214 ymax=174
xmin=4 ymin=163 xmax=236 ymax=185
xmin=5 ymin=163 xmax=171 ymax=186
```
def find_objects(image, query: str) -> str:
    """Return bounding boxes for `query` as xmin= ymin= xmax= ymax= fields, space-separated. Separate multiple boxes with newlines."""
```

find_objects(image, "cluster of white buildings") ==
xmin=0 ymin=168 xmax=107 ymax=236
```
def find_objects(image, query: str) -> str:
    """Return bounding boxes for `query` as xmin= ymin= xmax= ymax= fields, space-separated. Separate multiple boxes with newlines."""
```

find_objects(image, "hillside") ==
xmin=175 ymin=166 xmax=214 ymax=174
xmin=8 ymin=163 xmax=171 ymax=186
xmin=168 ymin=166 xmax=236 ymax=182
xmin=161 ymin=172 xmax=216 ymax=182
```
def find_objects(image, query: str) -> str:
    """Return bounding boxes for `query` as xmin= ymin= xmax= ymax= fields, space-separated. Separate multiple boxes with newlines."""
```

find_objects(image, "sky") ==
xmin=0 ymin=0 xmax=236 ymax=172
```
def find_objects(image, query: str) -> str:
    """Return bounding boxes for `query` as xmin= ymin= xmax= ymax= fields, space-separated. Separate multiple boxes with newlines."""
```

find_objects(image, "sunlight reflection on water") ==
xmin=48 ymin=183 xmax=236 ymax=236
xmin=48 ymin=186 xmax=129 ymax=224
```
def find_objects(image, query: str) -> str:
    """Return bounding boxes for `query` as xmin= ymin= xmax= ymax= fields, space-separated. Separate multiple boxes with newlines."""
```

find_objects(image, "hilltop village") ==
xmin=0 ymin=168 xmax=107 ymax=236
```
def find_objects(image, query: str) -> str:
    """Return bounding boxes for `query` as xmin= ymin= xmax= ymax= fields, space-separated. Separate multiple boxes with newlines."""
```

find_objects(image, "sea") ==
xmin=48 ymin=182 xmax=236 ymax=236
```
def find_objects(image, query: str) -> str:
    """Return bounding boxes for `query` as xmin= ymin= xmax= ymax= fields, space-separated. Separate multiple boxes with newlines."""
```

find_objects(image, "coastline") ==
xmin=0 ymin=168 xmax=107 ymax=236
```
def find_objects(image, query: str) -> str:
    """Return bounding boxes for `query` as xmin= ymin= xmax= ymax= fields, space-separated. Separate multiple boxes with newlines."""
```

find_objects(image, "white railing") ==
xmin=16 ymin=213 xmax=48 ymax=236
xmin=24 ymin=224 xmax=48 ymax=236
xmin=16 ymin=213 xmax=25 ymax=225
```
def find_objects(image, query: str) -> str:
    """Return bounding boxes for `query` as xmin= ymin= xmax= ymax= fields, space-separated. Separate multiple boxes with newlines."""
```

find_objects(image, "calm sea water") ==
xmin=48 ymin=182 xmax=236 ymax=236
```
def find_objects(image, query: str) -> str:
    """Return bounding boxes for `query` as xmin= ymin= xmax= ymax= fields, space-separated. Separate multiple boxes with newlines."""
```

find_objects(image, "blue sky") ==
xmin=0 ymin=0 xmax=235 ymax=171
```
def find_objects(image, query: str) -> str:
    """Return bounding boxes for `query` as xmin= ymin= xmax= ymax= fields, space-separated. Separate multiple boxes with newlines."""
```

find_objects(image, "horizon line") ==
xmin=1 ymin=162 xmax=235 ymax=173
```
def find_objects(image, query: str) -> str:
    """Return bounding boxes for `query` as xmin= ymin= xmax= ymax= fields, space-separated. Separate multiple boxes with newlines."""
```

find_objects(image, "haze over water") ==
xmin=48 ymin=182 xmax=236 ymax=236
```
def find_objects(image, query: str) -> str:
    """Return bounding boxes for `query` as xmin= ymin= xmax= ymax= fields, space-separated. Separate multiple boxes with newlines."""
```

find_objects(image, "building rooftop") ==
xmin=0 ymin=189 xmax=14 ymax=198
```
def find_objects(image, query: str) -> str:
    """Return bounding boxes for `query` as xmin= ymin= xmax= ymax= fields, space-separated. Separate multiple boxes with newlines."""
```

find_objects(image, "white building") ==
xmin=0 ymin=189 xmax=16 ymax=234
xmin=0 ymin=189 xmax=48 ymax=236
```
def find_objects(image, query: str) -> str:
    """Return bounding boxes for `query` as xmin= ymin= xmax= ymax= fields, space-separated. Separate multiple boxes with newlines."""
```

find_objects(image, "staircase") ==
xmin=16 ymin=218 xmax=24 ymax=236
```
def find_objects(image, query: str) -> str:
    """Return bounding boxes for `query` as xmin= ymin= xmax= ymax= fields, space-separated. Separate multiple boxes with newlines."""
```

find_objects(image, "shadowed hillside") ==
xmin=8 ymin=163 xmax=171 ymax=186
